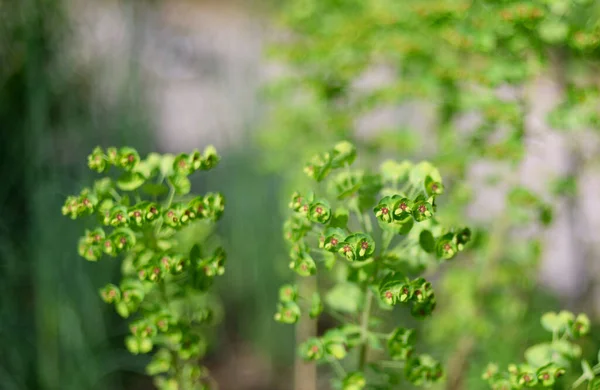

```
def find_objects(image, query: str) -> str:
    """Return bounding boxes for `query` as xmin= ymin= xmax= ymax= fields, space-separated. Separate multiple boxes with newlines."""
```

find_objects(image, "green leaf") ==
xmin=159 ymin=154 xmax=175 ymax=177
xmin=170 ymin=175 xmax=191 ymax=195
xmin=330 ymin=207 xmax=349 ymax=228
xmin=141 ymin=182 xmax=168 ymax=196
xmin=409 ymin=162 xmax=442 ymax=188
xmin=541 ymin=312 xmax=563 ymax=333
xmin=310 ymin=292 xmax=324 ymax=318
xmin=116 ymin=172 xmax=145 ymax=191
xmin=419 ymin=230 xmax=435 ymax=253
xmin=326 ymin=283 xmax=364 ymax=313
xmin=331 ymin=141 xmax=357 ymax=168
xmin=190 ymin=244 xmax=201 ymax=262
xmin=380 ymin=160 xmax=412 ymax=184
xmin=525 ymin=343 xmax=554 ymax=368
xmin=539 ymin=20 xmax=569 ymax=44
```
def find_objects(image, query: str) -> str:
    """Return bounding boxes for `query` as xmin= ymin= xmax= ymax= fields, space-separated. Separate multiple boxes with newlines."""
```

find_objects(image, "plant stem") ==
xmin=358 ymin=229 xmax=394 ymax=370
xmin=154 ymin=182 xmax=175 ymax=235
xmin=328 ymin=358 xmax=347 ymax=378
xmin=358 ymin=287 xmax=374 ymax=370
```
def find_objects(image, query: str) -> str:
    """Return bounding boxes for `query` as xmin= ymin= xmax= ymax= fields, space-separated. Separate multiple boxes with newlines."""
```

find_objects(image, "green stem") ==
xmin=154 ymin=182 xmax=176 ymax=235
xmin=572 ymin=374 xmax=587 ymax=389
xmin=358 ymin=287 xmax=374 ymax=370
xmin=328 ymin=358 xmax=347 ymax=378
xmin=358 ymin=228 xmax=394 ymax=370
xmin=110 ymin=188 xmax=122 ymax=201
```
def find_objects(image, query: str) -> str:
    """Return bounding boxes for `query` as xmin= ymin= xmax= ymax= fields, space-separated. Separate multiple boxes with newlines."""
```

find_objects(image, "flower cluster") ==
xmin=483 ymin=311 xmax=592 ymax=390
xmin=63 ymin=146 xmax=225 ymax=390
xmin=275 ymin=142 xmax=471 ymax=389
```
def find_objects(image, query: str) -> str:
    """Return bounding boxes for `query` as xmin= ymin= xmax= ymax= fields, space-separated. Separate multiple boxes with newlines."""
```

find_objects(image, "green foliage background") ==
xmin=2 ymin=0 xmax=600 ymax=389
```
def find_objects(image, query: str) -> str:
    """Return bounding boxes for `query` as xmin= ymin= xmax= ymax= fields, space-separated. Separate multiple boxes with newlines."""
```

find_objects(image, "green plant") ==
xmin=274 ymin=141 xmax=471 ymax=389
xmin=483 ymin=311 xmax=596 ymax=390
xmin=62 ymin=146 xmax=225 ymax=390
xmin=261 ymin=0 xmax=600 ymax=387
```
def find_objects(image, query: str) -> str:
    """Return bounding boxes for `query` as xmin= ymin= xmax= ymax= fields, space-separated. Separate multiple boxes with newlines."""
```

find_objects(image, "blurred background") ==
xmin=2 ymin=0 xmax=600 ymax=389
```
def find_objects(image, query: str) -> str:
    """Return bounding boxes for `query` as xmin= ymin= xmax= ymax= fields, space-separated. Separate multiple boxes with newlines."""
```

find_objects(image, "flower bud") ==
xmin=88 ymin=147 xmax=108 ymax=173
xmin=159 ymin=254 xmax=185 ymax=274
xmin=308 ymin=200 xmax=332 ymax=224
xmin=110 ymin=228 xmax=136 ymax=253
xmin=289 ymin=252 xmax=317 ymax=276
xmin=173 ymin=153 xmax=192 ymax=176
xmin=163 ymin=206 xmax=182 ymax=228
xmin=435 ymin=233 xmax=458 ymax=260
xmin=405 ymin=355 xmax=443 ymax=386
xmin=323 ymin=329 xmax=348 ymax=360
xmin=323 ymin=228 xmax=347 ymax=253
xmin=572 ymin=313 xmax=590 ymax=337
xmin=146 ymin=349 xmax=172 ymax=376
xmin=128 ymin=205 xmax=146 ymax=227
xmin=100 ymin=283 xmax=121 ymax=304
xmin=153 ymin=312 xmax=174 ymax=333
xmin=392 ymin=196 xmax=413 ymax=220
xmin=518 ymin=369 xmax=538 ymax=387
xmin=118 ymin=147 xmax=140 ymax=171
xmin=202 ymin=192 xmax=225 ymax=221
xmin=61 ymin=196 xmax=80 ymax=219
xmin=343 ymin=233 xmax=375 ymax=261
xmin=289 ymin=192 xmax=307 ymax=212
xmin=536 ymin=363 xmax=563 ymax=386
xmin=274 ymin=301 xmax=301 ymax=324
xmin=106 ymin=147 xmax=119 ymax=165
xmin=342 ymin=372 xmax=366 ymax=390
xmin=482 ymin=363 xmax=498 ymax=380
xmin=109 ymin=206 xmax=130 ymax=227
xmin=425 ymin=175 xmax=444 ymax=196
xmin=78 ymin=238 xmax=102 ymax=261
xmin=299 ymin=338 xmax=324 ymax=361
xmin=387 ymin=327 xmax=415 ymax=361
xmin=200 ymin=247 xmax=226 ymax=277
xmin=130 ymin=319 xmax=158 ymax=339
xmin=374 ymin=196 xmax=394 ymax=223
xmin=279 ymin=284 xmax=298 ymax=302
xmin=125 ymin=335 xmax=153 ymax=355
xmin=456 ymin=227 xmax=471 ymax=250
xmin=200 ymin=145 xmax=220 ymax=170
xmin=412 ymin=198 xmax=433 ymax=222
xmin=178 ymin=333 xmax=205 ymax=360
